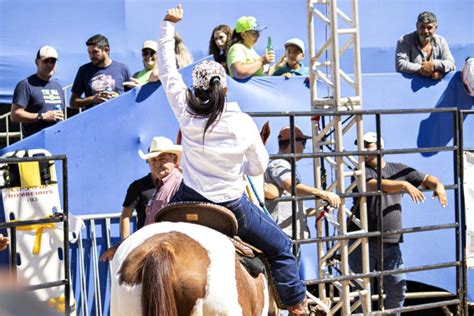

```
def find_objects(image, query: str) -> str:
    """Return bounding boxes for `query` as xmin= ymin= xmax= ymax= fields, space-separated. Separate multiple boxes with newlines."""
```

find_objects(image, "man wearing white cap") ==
xmin=124 ymin=40 xmax=159 ymax=88
xmin=271 ymin=38 xmax=309 ymax=77
xmin=10 ymin=45 xmax=65 ymax=137
xmin=349 ymin=132 xmax=448 ymax=314
xmin=100 ymin=136 xmax=182 ymax=261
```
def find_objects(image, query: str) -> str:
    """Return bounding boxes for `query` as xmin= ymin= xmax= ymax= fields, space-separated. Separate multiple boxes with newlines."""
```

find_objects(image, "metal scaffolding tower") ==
xmin=307 ymin=0 xmax=371 ymax=314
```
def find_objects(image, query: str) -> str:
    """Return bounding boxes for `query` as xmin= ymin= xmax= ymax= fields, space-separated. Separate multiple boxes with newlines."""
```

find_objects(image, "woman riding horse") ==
xmin=157 ymin=5 xmax=308 ymax=315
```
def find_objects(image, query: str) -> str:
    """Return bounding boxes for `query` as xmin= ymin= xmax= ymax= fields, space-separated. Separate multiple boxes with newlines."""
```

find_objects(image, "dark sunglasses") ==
xmin=247 ymin=30 xmax=260 ymax=37
xmin=142 ymin=49 xmax=156 ymax=57
xmin=296 ymin=138 xmax=308 ymax=146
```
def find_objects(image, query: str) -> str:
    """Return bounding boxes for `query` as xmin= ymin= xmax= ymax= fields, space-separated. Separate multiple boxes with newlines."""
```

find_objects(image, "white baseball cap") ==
xmin=142 ymin=40 xmax=158 ymax=52
xmin=358 ymin=132 xmax=384 ymax=148
xmin=284 ymin=38 xmax=305 ymax=54
xmin=36 ymin=45 xmax=58 ymax=60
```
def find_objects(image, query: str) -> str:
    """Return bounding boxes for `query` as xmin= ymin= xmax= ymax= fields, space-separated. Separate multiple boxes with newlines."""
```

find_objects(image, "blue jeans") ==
xmin=349 ymin=241 xmax=407 ymax=316
xmin=170 ymin=182 xmax=307 ymax=307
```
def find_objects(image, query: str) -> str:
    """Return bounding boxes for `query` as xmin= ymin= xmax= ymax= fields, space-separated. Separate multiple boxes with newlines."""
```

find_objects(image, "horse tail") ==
xmin=141 ymin=240 xmax=178 ymax=316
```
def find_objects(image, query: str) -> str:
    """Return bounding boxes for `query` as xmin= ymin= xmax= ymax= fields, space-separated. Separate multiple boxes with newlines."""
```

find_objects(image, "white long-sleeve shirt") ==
xmin=157 ymin=21 xmax=269 ymax=203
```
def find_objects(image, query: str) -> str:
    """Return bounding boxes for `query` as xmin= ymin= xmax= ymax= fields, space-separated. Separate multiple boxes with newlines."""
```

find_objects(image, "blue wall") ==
xmin=1 ymin=0 xmax=474 ymax=312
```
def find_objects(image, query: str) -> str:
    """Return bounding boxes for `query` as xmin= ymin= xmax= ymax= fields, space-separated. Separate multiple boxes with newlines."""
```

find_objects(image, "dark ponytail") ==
xmin=186 ymin=77 xmax=226 ymax=143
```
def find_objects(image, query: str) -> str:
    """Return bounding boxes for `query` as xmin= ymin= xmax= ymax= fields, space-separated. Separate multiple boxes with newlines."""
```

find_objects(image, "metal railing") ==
xmin=250 ymin=108 xmax=466 ymax=315
xmin=0 ymin=154 xmax=71 ymax=315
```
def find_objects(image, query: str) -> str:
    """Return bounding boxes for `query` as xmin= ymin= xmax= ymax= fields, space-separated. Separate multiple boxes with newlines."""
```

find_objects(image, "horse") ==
xmin=110 ymin=221 xmax=276 ymax=316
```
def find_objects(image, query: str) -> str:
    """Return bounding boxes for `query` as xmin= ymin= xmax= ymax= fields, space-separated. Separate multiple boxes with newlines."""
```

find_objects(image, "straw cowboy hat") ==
xmin=138 ymin=136 xmax=182 ymax=162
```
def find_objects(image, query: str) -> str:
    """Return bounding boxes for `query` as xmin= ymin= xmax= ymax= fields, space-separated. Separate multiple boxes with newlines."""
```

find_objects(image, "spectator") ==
xmin=462 ymin=57 xmax=474 ymax=96
xmin=227 ymin=16 xmax=275 ymax=79
xmin=348 ymin=132 xmax=447 ymax=315
xmin=395 ymin=11 xmax=455 ymax=79
xmin=10 ymin=46 xmax=65 ymax=138
xmin=100 ymin=136 xmax=182 ymax=261
xmin=174 ymin=32 xmax=193 ymax=68
xmin=265 ymin=126 xmax=341 ymax=240
xmin=271 ymin=38 xmax=309 ymax=77
xmin=70 ymin=34 xmax=131 ymax=109
xmin=0 ymin=234 xmax=9 ymax=251
xmin=208 ymin=24 xmax=233 ymax=72
xmin=158 ymin=5 xmax=308 ymax=314
xmin=123 ymin=40 xmax=158 ymax=88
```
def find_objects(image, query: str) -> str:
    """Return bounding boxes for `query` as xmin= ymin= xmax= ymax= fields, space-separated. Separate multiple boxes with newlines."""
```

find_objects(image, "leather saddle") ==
xmin=155 ymin=201 xmax=257 ymax=257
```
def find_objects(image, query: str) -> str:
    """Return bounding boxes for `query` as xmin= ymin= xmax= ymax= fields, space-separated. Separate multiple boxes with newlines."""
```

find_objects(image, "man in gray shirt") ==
xmin=349 ymin=132 xmax=448 ymax=315
xmin=265 ymin=126 xmax=340 ymax=240
xmin=395 ymin=11 xmax=455 ymax=79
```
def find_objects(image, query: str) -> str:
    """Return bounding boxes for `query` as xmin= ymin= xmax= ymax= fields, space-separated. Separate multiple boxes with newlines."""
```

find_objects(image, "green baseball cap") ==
xmin=235 ymin=16 xmax=267 ymax=33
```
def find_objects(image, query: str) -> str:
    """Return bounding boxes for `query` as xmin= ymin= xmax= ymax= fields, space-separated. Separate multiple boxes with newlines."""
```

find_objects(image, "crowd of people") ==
xmin=4 ymin=6 xmax=459 ymax=316
xmin=9 ymin=10 xmax=458 ymax=139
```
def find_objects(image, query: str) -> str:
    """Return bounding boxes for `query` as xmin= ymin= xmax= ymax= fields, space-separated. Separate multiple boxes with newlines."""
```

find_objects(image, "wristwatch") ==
xmin=36 ymin=112 xmax=44 ymax=121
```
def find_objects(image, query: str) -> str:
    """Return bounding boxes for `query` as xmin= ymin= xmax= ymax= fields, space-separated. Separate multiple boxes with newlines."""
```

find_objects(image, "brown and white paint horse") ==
xmin=110 ymin=221 xmax=272 ymax=316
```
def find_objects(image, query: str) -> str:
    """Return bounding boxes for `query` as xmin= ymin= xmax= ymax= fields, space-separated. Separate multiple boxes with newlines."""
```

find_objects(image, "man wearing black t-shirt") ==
xmin=10 ymin=46 xmax=65 ymax=137
xmin=349 ymin=132 xmax=448 ymax=315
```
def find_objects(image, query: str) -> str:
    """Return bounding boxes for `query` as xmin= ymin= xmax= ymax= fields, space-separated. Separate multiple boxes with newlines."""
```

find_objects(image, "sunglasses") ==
xmin=296 ymin=138 xmax=308 ymax=146
xmin=142 ymin=49 xmax=156 ymax=57
xmin=246 ymin=30 xmax=260 ymax=37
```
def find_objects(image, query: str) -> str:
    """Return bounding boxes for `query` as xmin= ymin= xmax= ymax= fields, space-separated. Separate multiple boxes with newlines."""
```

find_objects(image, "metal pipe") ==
xmin=306 ymin=261 xmax=459 ymax=285
xmin=62 ymin=156 xmax=71 ymax=315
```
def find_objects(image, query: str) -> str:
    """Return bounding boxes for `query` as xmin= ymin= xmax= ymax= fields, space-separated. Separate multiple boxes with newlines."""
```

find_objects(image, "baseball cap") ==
xmin=235 ymin=16 xmax=267 ymax=33
xmin=192 ymin=60 xmax=227 ymax=90
xmin=36 ymin=45 xmax=58 ymax=61
xmin=142 ymin=40 xmax=158 ymax=52
xmin=355 ymin=132 xmax=385 ymax=148
xmin=278 ymin=126 xmax=312 ymax=141
xmin=284 ymin=38 xmax=305 ymax=54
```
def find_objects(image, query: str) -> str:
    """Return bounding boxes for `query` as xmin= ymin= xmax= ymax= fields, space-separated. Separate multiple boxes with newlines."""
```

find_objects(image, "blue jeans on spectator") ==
xmin=170 ymin=182 xmax=307 ymax=307
xmin=349 ymin=241 xmax=407 ymax=316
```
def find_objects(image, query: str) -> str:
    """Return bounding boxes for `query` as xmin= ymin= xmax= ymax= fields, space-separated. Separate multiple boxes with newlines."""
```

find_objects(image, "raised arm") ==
xmin=157 ymin=5 xmax=188 ymax=119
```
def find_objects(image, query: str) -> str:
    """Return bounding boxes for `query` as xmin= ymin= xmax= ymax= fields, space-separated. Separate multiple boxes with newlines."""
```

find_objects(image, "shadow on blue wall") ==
xmin=403 ymin=73 xmax=440 ymax=92
xmin=135 ymin=82 xmax=162 ymax=103
xmin=417 ymin=72 xmax=474 ymax=156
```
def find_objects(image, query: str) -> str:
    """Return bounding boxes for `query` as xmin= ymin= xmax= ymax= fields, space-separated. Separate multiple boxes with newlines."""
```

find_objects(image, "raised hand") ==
xmin=164 ymin=4 xmax=183 ymax=23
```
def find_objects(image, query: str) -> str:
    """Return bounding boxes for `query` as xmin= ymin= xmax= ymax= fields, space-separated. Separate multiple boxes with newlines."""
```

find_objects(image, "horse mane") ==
xmin=119 ymin=234 xmax=178 ymax=316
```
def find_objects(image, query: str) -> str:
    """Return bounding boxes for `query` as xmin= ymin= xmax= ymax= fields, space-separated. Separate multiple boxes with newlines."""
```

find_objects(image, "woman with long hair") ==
xmin=157 ymin=5 xmax=309 ymax=315
xmin=208 ymin=24 xmax=232 ymax=72
xmin=174 ymin=31 xmax=193 ymax=68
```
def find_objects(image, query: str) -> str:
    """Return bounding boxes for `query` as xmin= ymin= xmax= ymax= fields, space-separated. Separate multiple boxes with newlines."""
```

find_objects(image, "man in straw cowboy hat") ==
xmin=100 ymin=136 xmax=182 ymax=261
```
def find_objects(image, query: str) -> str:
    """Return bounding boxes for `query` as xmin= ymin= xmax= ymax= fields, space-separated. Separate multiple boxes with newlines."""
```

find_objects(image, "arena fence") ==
xmin=1 ymin=108 xmax=471 ymax=315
